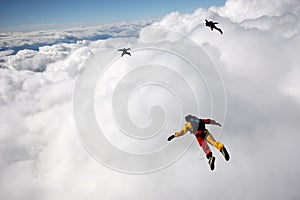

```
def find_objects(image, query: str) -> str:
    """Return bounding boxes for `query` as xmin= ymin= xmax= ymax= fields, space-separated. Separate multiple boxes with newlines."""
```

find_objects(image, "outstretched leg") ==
xmin=215 ymin=27 xmax=223 ymax=34
xmin=205 ymin=131 xmax=230 ymax=161
xmin=196 ymin=136 xmax=215 ymax=170
xmin=205 ymin=131 xmax=222 ymax=149
xmin=196 ymin=136 xmax=212 ymax=157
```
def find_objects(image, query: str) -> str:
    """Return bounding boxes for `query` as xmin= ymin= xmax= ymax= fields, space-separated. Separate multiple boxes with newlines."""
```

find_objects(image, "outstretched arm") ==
xmin=213 ymin=22 xmax=219 ymax=24
xmin=175 ymin=122 xmax=193 ymax=137
xmin=210 ymin=119 xmax=222 ymax=127
xmin=168 ymin=122 xmax=193 ymax=141
xmin=201 ymin=119 xmax=211 ymax=124
xmin=201 ymin=119 xmax=222 ymax=126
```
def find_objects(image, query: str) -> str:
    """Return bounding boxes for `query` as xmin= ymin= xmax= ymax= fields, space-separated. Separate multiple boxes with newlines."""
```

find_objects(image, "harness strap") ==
xmin=195 ymin=130 xmax=208 ymax=138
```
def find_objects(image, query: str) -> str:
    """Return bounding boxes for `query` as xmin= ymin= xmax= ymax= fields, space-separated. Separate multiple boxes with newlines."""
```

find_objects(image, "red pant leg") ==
xmin=196 ymin=136 xmax=212 ymax=158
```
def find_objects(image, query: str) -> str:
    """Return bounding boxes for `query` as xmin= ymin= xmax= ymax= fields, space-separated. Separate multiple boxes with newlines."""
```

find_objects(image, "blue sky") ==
xmin=0 ymin=0 xmax=225 ymax=32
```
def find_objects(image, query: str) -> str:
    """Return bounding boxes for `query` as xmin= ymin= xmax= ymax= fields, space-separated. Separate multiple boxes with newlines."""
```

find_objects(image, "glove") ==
xmin=211 ymin=120 xmax=222 ymax=127
xmin=216 ymin=122 xmax=222 ymax=127
xmin=167 ymin=135 xmax=175 ymax=141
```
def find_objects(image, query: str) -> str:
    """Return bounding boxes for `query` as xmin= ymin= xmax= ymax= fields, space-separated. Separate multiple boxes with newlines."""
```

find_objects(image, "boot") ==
xmin=208 ymin=156 xmax=215 ymax=170
xmin=220 ymin=146 xmax=230 ymax=161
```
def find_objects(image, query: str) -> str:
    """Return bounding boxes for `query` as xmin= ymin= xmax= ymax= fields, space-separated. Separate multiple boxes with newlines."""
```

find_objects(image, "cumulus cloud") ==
xmin=1 ymin=0 xmax=300 ymax=200
xmin=213 ymin=0 xmax=300 ymax=22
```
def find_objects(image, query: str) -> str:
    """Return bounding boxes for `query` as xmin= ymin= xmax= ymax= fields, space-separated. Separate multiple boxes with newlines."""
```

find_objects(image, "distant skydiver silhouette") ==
xmin=118 ymin=48 xmax=131 ymax=57
xmin=205 ymin=19 xmax=223 ymax=34
xmin=167 ymin=114 xmax=230 ymax=171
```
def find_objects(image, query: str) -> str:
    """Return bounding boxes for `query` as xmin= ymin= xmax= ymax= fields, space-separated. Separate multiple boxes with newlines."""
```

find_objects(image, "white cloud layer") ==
xmin=0 ymin=20 xmax=152 ymax=54
xmin=1 ymin=0 xmax=300 ymax=199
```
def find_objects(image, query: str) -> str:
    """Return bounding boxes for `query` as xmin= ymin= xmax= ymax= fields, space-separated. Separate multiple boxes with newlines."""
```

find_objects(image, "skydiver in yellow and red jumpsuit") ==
xmin=167 ymin=114 xmax=230 ymax=170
